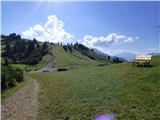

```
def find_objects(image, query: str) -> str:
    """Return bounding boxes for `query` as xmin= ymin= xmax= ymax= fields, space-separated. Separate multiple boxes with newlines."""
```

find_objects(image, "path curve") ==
xmin=1 ymin=77 xmax=39 ymax=120
xmin=36 ymin=60 xmax=56 ymax=72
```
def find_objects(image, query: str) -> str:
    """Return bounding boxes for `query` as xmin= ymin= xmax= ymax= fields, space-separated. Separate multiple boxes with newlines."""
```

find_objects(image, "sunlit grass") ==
xmin=28 ymin=56 xmax=160 ymax=120
xmin=52 ymin=45 xmax=108 ymax=68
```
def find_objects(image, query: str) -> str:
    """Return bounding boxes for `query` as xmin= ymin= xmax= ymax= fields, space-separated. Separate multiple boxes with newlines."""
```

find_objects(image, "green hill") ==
xmin=2 ymin=34 xmax=159 ymax=120
xmin=1 ymin=34 xmax=113 ymax=71
xmin=52 ymin=44 xmax=111 ymax=68
xmin=28 ymin=56 xmax=160 ymax=120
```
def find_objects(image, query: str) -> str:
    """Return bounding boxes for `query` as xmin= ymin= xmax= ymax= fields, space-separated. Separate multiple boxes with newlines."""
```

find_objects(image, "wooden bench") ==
xmin=133 ymin=55 xmax=152 ymax=67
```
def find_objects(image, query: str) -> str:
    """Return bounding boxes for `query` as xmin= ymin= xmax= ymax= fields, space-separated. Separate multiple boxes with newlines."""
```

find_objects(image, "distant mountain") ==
xmin=114 ymin=52 xmax=160 ymax=61
xmin=114 ymin=52 xmax=136 ymax=61
xmin=148 ymin=53 xmax=160 ymax=56
xmin=92 ymin=48 xmax=127 ymax=62
xmin=92 ymin=48 xmax=110 ymax=58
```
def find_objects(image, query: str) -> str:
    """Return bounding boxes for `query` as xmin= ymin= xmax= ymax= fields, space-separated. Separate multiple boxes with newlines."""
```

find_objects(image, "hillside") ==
xmin=1 ymin=34 xmax=113 ymax=71
xmin=2 ymin=34 xmax=159 ymax=120
xmin=2 ymin=36 xmax=160 ymax=119
xmin=52 ymin=44 xmax=111 ymax=68
xmin=1 ymin=34 xmax=54 ymax=71
xmin=28 ymin=56 xmax=160 ymax=120
xmin=1 ymin=34 xmax=52 ymax=64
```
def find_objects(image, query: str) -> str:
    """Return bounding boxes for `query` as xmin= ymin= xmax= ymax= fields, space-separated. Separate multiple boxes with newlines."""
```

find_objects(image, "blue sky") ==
xmin=1 ymin=1 xmax=160 ymax=57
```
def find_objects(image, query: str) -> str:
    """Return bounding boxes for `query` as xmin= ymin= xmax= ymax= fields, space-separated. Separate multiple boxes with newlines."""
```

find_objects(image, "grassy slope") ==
xmin=52 ymin=45 xmax=110 ymax=68
xmin=1 ymin=43 xmax=109 ymax=100
xmin=11 ymin=54 xmax=53 ymax=71
xmin=1 ymin=40 xmax=54 ymax=71
xmin=2 ymin=44 xmax=110 ymax=71
xmin=28 ymin=56 xmax=160 ymax=120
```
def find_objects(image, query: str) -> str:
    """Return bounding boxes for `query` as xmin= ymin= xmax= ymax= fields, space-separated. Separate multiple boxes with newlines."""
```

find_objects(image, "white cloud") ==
xmin=22 ymin=15 xmax=138 ymax=50
xmin=82 ymin=33 xmax=137 ymax=48
xmin=22 ymin=15 xmax=74 ymax=43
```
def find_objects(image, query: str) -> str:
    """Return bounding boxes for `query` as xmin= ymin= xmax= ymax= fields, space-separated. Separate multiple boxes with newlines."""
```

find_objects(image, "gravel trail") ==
xmin=1 ymin=77 xmax=39 ymax=120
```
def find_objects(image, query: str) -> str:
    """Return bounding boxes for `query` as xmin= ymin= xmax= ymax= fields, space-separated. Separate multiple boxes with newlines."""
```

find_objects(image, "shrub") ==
xmin=1 ymin=65 xmax=24 ymax=92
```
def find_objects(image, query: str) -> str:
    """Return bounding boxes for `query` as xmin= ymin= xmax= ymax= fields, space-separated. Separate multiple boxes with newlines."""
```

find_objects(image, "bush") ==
xmin=13 ymin=68 xmax=24 ymax=82
xmin=1 ymin=65 xmax=24 ymax=92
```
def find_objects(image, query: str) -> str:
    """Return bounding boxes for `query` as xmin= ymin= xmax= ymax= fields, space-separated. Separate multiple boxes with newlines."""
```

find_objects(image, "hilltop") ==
xmin=1 ymin=34 xmax=116 ymax=71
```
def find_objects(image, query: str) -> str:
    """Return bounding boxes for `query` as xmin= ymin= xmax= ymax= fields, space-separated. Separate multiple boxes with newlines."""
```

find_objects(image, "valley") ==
xmin=1 ymin=36 xmax=160 ymax=119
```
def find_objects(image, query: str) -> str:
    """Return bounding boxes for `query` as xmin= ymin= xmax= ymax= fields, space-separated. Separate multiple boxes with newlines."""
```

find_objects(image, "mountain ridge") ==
xmin=92 ymin=48 xmax=127 ymax=62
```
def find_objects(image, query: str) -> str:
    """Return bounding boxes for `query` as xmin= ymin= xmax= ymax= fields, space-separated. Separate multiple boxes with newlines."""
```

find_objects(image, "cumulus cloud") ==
xmin=22 ymin=15 xmax=138 ymax=49
xmin=82 ymin=33 xmax=137 ymax=48
xmin=22 ymin=15 xmax=74 ymax=43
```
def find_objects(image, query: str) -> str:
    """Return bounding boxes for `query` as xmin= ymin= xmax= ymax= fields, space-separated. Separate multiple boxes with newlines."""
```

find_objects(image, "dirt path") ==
xmin=36 ymin=60 xmax=78 ymax=73
xmin=1 ymin=77 xmax=39 ymax=120
xmin=37 ymin=60 xmax=57 ymax=72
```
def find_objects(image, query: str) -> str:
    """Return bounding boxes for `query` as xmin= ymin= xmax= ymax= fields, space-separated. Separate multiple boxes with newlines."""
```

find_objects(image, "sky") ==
xmin=1 ymin=1 xmax=160 ymax=58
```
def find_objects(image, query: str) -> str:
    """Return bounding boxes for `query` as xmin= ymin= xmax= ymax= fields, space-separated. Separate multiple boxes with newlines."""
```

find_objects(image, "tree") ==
xmin=63 ymin=45 xmax=68 ymax=52
xmin=2 ymin=34 xmax=51 ymax=65
xmin=74 ymin=43 xmax=89 ymax=51
xmin=67 ymin=44 xmax=73 ymax=53
xmin=91 ymin=49 xmax=94 ymax=52
xmin=4 ymin=59 xmax=9 ymax=66
xmin=33 ymin=38 xmax=37 ymax=44
xmin=3 ymin=43 xmax=12 ymax=57
xmin=28 ymin=40 xmax=34 ymax=51
xmin=9 ymin=33 xmax=17 ymax=40
xmin=13 ymin=40 xmax=26 ymax=53
xmin=16 ymin=34 xmax=21 ymax=40
xmin=42 ymin=42 xmax=48 ymax=50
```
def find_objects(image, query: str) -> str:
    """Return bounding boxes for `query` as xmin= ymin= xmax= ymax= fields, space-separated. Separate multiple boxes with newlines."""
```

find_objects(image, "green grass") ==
xmin=52 ymin=45 xmax=109 ymax=68
xmin=2 ymin=44 xmax=110 ymax=71
xmin=11 ymin=54 xmax=53 ymax=71
xmin=28 ymin=56 xmax=160 ymax=120
xmin=1 ymin=76 xmax=29 ymax=101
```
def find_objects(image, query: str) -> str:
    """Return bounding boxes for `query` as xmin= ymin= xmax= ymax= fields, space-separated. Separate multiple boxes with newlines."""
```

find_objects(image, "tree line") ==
xmin=1 ymin=33 xmax=51 ymax=92
xmin=62 ymin=42 xmax=124 ymax=63
xmin=63 ymin=42 xmax=106 ymax=60
xmin=2 ymin=34 xmax=51 ymax=65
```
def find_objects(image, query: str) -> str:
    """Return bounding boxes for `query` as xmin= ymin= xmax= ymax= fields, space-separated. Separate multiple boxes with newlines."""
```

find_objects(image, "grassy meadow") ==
xmin=28 ymin=56 xmax=160 ymax=120
xmin=52 ymin=45 xmax=110 ymax=68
